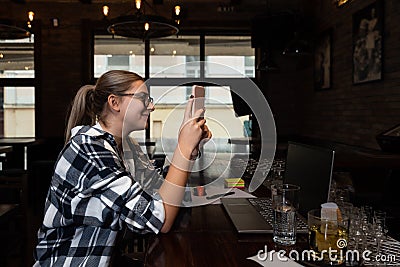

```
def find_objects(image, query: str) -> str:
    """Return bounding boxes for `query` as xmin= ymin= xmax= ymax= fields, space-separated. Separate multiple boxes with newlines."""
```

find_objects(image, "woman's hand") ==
xmin=200 ymin=124 xmax=212 ymax=143
xmin=190 ymin=124 xmax=212 ymax=159
xmin=178 ymin=97 xmax=211 ymax=158
xmin=159 ymin=98 xmax=212 ymax=232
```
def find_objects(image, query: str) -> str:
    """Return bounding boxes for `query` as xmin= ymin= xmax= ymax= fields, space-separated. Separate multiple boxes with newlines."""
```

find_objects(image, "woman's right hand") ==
xmin=177 ymin=97 xmax=207 ymax=158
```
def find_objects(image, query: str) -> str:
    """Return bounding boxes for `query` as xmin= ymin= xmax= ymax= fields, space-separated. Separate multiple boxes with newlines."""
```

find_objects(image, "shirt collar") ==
xmin=71 ymin=123 xmax=117 ymax=147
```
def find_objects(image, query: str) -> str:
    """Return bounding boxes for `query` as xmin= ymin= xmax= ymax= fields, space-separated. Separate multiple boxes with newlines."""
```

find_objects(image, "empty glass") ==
xmin=372 ymin=210 xmax=387 ymax=254
xmin=337 ymin=201 xmax=354 ymax=220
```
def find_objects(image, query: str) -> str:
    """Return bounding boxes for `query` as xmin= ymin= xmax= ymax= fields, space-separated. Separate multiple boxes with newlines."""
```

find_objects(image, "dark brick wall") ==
xmin=303 ymin=0 xmax=400 ymax=149
xmin=259 ymin=0 xmax=400 ymax=150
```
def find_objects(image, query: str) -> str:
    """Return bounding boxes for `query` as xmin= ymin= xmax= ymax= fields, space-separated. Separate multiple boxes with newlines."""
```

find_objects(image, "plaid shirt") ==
xmin=34 ymin=125 xmax=165 ymax=266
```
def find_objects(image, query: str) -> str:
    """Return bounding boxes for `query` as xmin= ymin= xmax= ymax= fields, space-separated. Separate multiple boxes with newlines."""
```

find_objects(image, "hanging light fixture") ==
xmin=0 ymin=11 xmax=33 ymax=40
xmin=334 ymin=0 xmax=351 ymax=8
xmin=282 ymin=32 xmax=311 ymax=56
xmin=27 ymin=11 xmax=34 ymax=29
xmin=174 ymin=5 xmax=181 ymax=25
xmin=104 ymin=0 xmax=181 ymax=40
xmin=281 ymin=12 xmax=312 ymax=57
xmin=0 ymin=21 xmax=30 ymax=40
xmin=102 ymin=5 xmax=110 ymax=18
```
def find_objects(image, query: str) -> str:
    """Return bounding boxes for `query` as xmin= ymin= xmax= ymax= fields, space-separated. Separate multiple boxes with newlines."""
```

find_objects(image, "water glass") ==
xmin=272 ymin=183 xmax=300 ymax=245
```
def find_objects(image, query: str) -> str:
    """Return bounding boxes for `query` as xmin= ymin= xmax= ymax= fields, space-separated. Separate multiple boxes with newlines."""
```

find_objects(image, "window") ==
xmin=149 ymin=36 xmax=200 ymax=77
xmin=205 ymin=36 xmax=254 ymax=78
xmin=0 ymin=36 xmax=35 ymax=137
xmin=94 ymin=35 xmax=145 ymax=77
xmin=94 ymin=34 xmax=254 ymax=154
xmin=94 ymin=35 xmax=255 ymax=78
xmin=2 ymin=86 xmax=35 ymax=137
xmin=150 ymin=84 xmax=250 ymax=154
xmin=0 ymin=37 xmax=35 ymax=78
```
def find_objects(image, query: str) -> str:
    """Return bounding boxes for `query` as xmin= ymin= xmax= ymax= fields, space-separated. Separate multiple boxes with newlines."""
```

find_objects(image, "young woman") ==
xmin=34 ymin=70 xmax=211 ymax=266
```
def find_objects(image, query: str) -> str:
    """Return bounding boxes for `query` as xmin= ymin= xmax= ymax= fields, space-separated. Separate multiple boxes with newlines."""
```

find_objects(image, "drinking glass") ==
xmin=373 ymin=210 xmax=387 ymax=254
xmin=349 ymin=207 xmax=363 ymax=246
xmin=272 ymin=184 xmax=300 ymax=245
xmin=308 ymin=209 xmax=350 ymax=265
xmin=337 ymin=201 xmax=354 ymax=220
xmin=269 ymin=160 xmax=285 ymax=201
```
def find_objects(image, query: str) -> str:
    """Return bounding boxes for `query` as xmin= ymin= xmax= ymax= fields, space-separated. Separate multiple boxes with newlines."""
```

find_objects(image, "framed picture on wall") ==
xmin=352 ymin=0 xmax=384 ymax=84
xmin=314 ymin=30 xmax=332 ymax=90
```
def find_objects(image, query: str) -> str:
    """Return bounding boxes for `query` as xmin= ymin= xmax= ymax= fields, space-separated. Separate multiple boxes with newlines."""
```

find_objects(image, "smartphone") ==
xmin=192 ymin=85 xmax=205 ymax=117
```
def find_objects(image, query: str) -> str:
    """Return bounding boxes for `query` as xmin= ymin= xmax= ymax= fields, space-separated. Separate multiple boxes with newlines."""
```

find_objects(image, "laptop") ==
xmin=221 ymin=141 xmax=335 ymax=234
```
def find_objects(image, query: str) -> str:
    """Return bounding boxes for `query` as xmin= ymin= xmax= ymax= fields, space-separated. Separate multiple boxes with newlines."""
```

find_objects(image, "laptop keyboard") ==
xmin=248 ymin=198 xmax=309 ymax=233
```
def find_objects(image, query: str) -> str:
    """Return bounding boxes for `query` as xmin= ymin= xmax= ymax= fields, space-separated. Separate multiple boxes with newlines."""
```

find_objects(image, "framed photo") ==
xmin=353 ymin=0 xmax=384 ymax=84
xmin=314 ymin=30 xmax=332 ymax=90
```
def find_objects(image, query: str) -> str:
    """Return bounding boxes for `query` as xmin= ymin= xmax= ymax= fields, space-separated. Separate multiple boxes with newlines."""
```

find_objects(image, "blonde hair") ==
xmin=65 ymin=70 xmax=144 ymax=143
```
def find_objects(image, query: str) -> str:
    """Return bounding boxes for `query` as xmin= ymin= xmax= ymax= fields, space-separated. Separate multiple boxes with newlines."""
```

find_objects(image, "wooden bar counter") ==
xmin=119 ymin=154 xmax=311 ymax=266
xmin=143 ymin=201 xmax=309 ymax=266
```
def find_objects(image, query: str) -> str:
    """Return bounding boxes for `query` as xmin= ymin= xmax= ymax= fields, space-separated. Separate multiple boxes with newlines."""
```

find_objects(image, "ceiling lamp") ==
xmin=103 ymin=0 xmax=181 ymax=40
xmin=282 ymin=32 xmax=311 ymax=56
xmin=334 ymin=0 xmax=351 ymax=8
xmin=0 ymin=11 xmax=33 ymax=40
xmin=281 ymin=12 xmax=312 ymax=57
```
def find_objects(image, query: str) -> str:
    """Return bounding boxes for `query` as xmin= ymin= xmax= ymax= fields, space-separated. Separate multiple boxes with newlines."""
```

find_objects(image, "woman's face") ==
xmin=121 ymin=80 xmax=155 ymax=133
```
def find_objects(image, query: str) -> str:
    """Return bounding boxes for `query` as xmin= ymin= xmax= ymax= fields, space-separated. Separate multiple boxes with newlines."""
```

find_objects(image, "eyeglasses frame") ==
xmin=118 ymin=93 xmax=154 ymax=107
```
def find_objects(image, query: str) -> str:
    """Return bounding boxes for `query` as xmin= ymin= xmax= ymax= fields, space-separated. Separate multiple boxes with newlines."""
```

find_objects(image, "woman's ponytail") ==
xmin=65 ymin=85 xmax=96 ymax=143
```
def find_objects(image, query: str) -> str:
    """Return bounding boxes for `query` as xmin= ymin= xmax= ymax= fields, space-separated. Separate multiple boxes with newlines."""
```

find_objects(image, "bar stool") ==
xmin=111 ymin=228 xmax=149 ymax=267
xmin=0 ymin=169 xmax=29 ymax=266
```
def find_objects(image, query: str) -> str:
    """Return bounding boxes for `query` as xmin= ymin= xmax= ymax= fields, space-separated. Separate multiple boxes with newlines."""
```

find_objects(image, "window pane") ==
xmin=1 ymin=86 xmax=35 ymax=137
xmin=205 ymin=36 xmax=254 ymax=78
xmin=150 ymin=35 xmax=200 ymax=77
xmin=150 ymin=85 xmax=249 ymax=154
xmin=0 ymin=36 xmax=35 ymax=78
xmin=94 ymin=35 xmax=145 ymax=77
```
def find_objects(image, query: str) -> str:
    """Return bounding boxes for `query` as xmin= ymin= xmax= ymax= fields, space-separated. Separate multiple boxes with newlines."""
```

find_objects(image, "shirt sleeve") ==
xmin=65 ymin=136 xmax=165 ymax=234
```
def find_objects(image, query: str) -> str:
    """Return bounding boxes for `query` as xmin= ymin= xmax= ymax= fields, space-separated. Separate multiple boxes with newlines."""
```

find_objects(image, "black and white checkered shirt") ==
xmin=34 ymin=125 xmax=165 ymax=266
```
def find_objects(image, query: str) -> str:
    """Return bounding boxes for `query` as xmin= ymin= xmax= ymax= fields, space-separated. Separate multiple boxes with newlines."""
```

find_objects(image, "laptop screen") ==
xmin=283 ymin=142 xmax=335 ymax=218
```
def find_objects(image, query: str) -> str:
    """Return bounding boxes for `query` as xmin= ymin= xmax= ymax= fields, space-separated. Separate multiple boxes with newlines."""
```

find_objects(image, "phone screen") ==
xmin=192 ymin=85 xmax=205 ymax=117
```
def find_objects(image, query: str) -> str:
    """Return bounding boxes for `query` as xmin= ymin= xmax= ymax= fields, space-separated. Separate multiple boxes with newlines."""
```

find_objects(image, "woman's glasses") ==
xmin=118 ymin=93 xmax=154 ymax=107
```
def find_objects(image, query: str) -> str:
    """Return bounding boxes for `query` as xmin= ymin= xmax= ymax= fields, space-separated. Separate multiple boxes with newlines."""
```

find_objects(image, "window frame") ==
xmin=92 ymin=29 xmax=255 ymax=139
xmin=0 ymin=31 xmax=38 ymax=138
